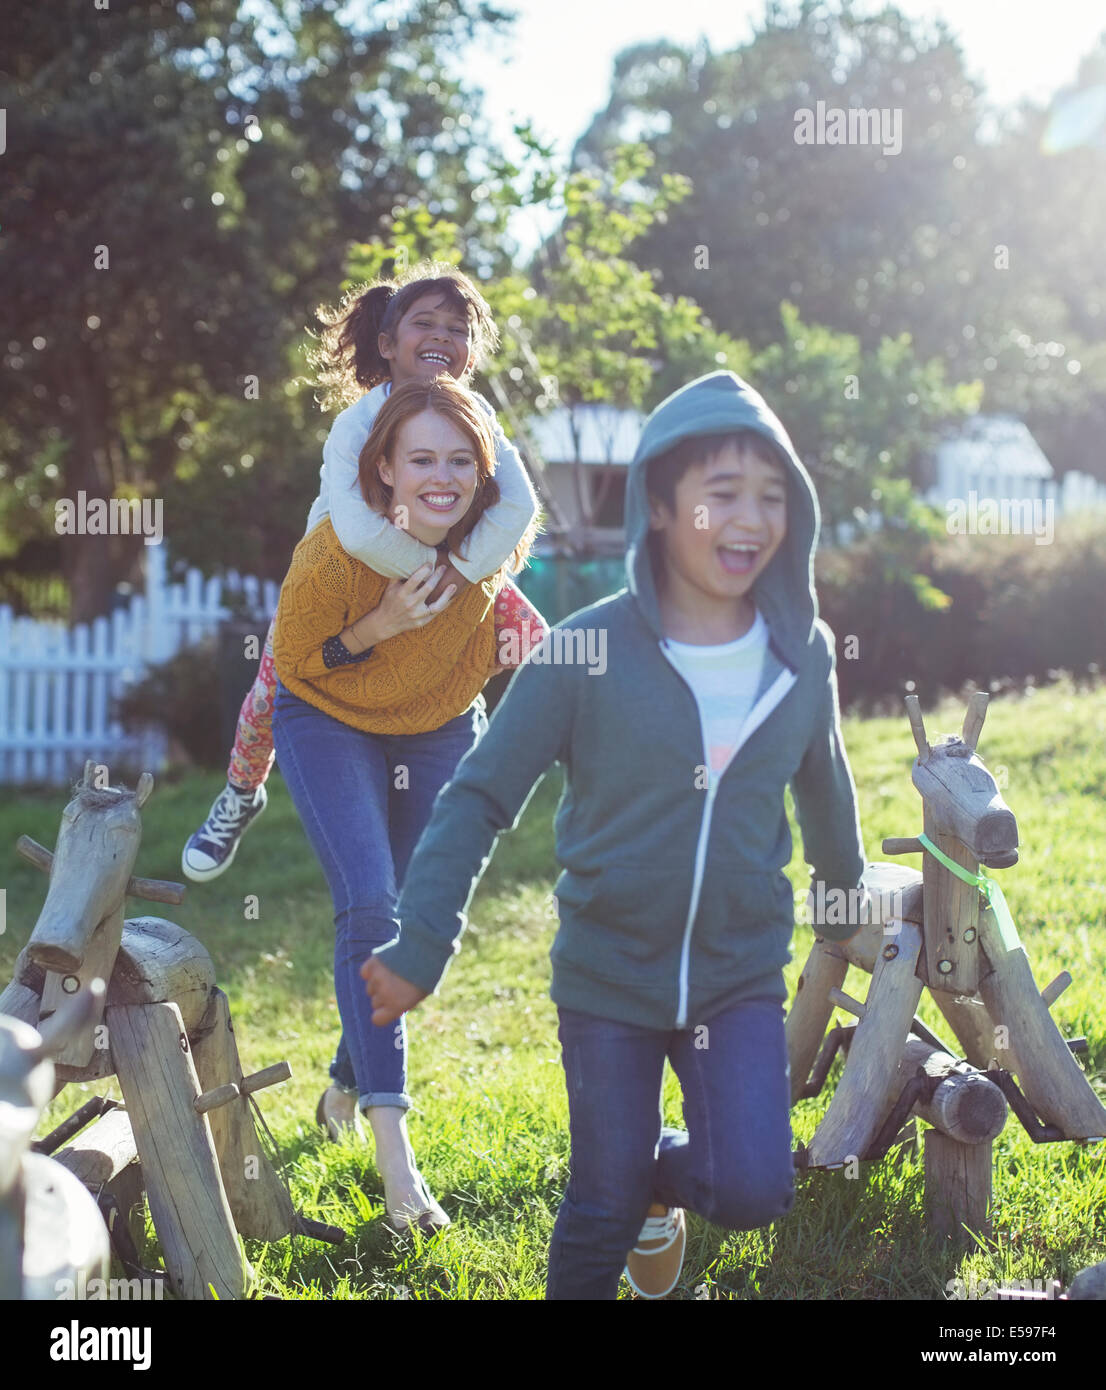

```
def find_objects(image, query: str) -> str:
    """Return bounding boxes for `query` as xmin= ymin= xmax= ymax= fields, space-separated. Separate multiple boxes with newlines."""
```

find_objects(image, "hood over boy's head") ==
xmin=624 ymin=371 xmax=823 ymax=670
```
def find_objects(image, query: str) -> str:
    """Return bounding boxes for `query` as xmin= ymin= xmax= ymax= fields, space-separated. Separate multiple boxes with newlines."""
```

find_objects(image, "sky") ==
xmin=452 ymin=0 xmax=1106 ymax=161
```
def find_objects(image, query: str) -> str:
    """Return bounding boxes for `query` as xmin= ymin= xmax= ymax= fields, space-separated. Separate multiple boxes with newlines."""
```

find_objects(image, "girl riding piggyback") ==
xmin=182 ymin=262 xmax=546 ymax=883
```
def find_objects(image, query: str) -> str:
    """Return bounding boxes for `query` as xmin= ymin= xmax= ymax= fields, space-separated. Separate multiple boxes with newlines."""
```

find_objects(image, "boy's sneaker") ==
xmin=181 ymin=782 xmax=267 ymax=882
xmin=624 ymin=1205 xmax=686 ymax=1299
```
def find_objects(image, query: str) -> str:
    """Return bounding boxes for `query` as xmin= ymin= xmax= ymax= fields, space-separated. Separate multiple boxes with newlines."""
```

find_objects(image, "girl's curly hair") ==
xmin=308 ymin=260 xmax=500 ymax=412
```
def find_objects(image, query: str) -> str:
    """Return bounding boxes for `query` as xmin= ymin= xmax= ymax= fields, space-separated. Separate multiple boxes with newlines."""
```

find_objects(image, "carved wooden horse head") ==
xmin=894 ymin=693 xmax=1017 ymax=995
xmin=907 ymin=692 xmax=1018 ymax=869
xmin=23 ymin=764 xmax=153 ymax=1070
xmin=27 ymin=762 xmax=153 ymax=976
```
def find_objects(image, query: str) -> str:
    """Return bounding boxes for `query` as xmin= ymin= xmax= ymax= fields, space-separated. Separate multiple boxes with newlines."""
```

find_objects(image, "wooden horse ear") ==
xmin=961 ymin=691 xmax=989 ymax=752
xmin=904 ymin=693 xmax=929 ymax=760
xmin=135 ymin=772 xmax=154 ymax=807
xmin=81 ymin=759 xmax=96 ymax=788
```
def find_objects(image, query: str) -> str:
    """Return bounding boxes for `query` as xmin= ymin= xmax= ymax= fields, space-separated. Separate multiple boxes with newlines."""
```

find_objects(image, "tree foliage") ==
xmin=573 ymin=0 xmax=1106 ymax=480
xmin=0 ymin=0 xmax=510 ymax=615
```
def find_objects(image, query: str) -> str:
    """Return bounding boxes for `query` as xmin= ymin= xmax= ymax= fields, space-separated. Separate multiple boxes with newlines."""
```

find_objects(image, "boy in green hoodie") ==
xmin=363 ymin=371 xmax=869 ymax=1299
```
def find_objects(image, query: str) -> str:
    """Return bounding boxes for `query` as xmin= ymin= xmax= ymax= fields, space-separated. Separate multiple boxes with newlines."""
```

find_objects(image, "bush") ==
xmin=114 ymin=640 xmax=227 ymax=768
xmin=818 ymin=511 xmax=1106 ymax=710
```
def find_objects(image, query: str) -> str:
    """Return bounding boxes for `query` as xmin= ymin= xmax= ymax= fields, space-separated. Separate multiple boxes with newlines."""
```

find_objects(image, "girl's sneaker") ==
xmin=181 ymin=782 xmax=267 ymax=882
xmin=624 ymin=1205 xmax=686 ymax=1299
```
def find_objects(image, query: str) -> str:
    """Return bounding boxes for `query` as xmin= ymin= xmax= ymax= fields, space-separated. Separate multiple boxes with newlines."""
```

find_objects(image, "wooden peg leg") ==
xmin=925 ymin=1130 xmax=992 ymax=1246
xmin=786 ymin=938 xmax=848 ymax=1103
xmin=107 ymin=1001 xmax=248 ymax=1300
xmin=807 ymin=922 xmax=925 ymax=1168
xmin=977 ymin=907 xmax=1106 ymax=1138
xmin=191 ymin=989 xmax=296 ymax=1241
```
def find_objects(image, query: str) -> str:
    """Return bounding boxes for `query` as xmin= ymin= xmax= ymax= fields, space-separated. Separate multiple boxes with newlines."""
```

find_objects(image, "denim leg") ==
xmin=327 ymin=705 xmax=486 ymax=1094
xmin=329 ymin=1035 xmax=356 ymax=1093
xmin=655 ymin=998 xmax=796 ymax=1231
xmin=272 ymin=683 xmax=409 ymax=1111
xmin=386 ymin=705 xmax=487 ymax=885
xmin=546 ymin=1007 xmax=669 ymax=1301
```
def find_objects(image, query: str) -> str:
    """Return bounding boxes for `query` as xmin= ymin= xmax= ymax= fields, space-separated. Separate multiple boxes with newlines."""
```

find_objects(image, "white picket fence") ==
xmin=0 ymin=546 xmax=279 ymax=787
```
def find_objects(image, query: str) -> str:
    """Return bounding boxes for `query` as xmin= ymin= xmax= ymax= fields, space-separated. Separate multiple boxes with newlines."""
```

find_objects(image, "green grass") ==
xmin=3 ymin=680 xmax=1104 ymax=1299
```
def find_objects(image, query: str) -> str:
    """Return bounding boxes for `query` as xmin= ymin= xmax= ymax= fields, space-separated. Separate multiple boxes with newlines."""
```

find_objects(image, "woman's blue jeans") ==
xmin=547 ymin=998 xmax=796 ymax=1300
xmin=272 ymin=680 xmax=485 ymax=1111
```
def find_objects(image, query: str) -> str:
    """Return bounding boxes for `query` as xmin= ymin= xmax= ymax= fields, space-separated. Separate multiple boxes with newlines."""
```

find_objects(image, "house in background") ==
xmin=923 ymin=413 xmax=1106 ymax=517
xmin=525 ymin=403 xmax=643 ymax=555
xmin=523 ymin=406 xmax=1106 ymax=552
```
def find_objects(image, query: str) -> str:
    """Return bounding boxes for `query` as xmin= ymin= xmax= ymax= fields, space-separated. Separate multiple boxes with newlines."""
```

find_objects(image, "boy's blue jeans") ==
xmin=272 ymin=680 xmax=485 ymax=1110
xmin=547 ymin=998 xmax=796 ymax=1300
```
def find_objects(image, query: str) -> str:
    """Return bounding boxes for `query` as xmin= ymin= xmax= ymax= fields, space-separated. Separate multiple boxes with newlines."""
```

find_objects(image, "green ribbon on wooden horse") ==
xmin=916 ymin=832 xmax=1021 ymax=953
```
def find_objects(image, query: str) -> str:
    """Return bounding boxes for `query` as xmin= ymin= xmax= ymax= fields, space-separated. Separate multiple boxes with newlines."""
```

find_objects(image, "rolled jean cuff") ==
xmin=359 ymin=1091 xmax=411 ymax=1112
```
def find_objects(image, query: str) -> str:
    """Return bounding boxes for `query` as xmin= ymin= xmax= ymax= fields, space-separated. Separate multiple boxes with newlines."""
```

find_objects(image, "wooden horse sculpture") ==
xmin=788 ymin=693 xmax=1106 ymax=1240
xmin=0 ymin=763 xmax=342 ymax=1299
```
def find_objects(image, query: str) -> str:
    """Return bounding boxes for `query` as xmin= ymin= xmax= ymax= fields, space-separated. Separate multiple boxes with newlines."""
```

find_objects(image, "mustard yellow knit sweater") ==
xmin=273 ymin=519 xmax=502 ymax=734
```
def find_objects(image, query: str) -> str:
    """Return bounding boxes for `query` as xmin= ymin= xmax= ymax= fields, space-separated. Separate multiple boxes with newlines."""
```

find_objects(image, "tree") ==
xmin=572 ymin=0 xmax=1106 ymax=479
xmin=573 ymin=4 xmax=985 ymax=352
xmin=0 ymin=0 xmax=512 ymax=617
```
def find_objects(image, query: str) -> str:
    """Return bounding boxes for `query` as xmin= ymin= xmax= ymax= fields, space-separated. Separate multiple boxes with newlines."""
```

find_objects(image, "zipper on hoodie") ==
xmin=662 ymin=643 xmax=796 ymax=1028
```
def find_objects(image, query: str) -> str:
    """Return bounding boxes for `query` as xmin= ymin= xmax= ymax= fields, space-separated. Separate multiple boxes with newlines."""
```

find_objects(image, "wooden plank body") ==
xmin=107 ymin=1000 xmax=248 ymax=1300
xmin=931 ymin=991 xmax=1004 ymax=1070
xmin=54 ymin=1107 xmax=138 ymax=1188
xmin=897 ymin=1037 xmax=1007 ymax=1143
xmin=108 ymin=916 xmax=216 ymax=1035
xmin=55 ymin=1046 xmax=117 ymax=1087
xmin=921 ymin=808 xmax=980 ymax=995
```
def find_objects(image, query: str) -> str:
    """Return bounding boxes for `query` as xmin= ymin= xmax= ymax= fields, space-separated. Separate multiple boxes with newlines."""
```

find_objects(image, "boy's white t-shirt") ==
xmin=663 ymin=609 xmax=769 ymax=778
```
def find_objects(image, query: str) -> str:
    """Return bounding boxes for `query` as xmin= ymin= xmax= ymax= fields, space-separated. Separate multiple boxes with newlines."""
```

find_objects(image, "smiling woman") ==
xmin=357 ymin=377 xmax=499 ymax=561
xmin=269 ymin=375 xmax=534 ymax=1234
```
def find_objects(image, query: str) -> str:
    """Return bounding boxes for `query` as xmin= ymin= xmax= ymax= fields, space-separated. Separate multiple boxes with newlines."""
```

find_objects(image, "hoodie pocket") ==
xmin=688 ymin=867 xmax=795 ymax=978
xmin=553 ymin=860 xmax=686 ymax=976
